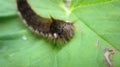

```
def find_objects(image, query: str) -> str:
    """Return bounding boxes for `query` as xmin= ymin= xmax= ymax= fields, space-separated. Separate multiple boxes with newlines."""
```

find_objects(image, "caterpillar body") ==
xmin=16 ymin=0 xmax=74 ymax=43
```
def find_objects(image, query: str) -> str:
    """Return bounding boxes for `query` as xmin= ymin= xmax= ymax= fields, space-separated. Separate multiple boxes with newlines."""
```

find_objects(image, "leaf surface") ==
xmin=0 ymin=0 xmax=120 ymax=67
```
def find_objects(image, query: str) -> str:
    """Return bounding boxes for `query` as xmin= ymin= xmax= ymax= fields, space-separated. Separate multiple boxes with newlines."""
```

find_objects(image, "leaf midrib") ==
xmin=71 ymin=0 xmax=114 ymax=11
xmin=74 ymin=13 xmax=120 ymax=52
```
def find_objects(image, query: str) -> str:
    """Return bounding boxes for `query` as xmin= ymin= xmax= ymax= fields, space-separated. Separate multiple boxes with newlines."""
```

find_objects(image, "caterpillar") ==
xmin=16 ymin=0 xmax=74 ymax=43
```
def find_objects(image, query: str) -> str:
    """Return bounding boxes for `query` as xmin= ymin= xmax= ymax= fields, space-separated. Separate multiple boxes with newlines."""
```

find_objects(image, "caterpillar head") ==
xmin=50 ymin=18 xmax=74 ymax=41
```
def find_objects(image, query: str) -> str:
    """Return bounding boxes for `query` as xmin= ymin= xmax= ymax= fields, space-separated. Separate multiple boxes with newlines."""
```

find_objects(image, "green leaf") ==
xmin=0 ymin=0 xmax=120 ymax=67
xmin=0 ymin=0 xmax=16 ymax=17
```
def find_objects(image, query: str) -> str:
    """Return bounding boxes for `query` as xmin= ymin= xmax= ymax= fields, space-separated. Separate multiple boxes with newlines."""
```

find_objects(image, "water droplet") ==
xmin=9 ymin=53 xmax=15 ymax=57
xmin=22 ymin=35 xmax=27 ymax=40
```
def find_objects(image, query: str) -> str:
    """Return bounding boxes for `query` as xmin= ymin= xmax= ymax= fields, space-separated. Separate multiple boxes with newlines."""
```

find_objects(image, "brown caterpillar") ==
xmin=16 ymin=0 xmax=74 ymax=43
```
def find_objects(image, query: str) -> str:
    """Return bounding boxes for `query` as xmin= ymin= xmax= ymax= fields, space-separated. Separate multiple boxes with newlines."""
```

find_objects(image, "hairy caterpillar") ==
xmin=16 ymin=0 xmax=74 ymax=43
